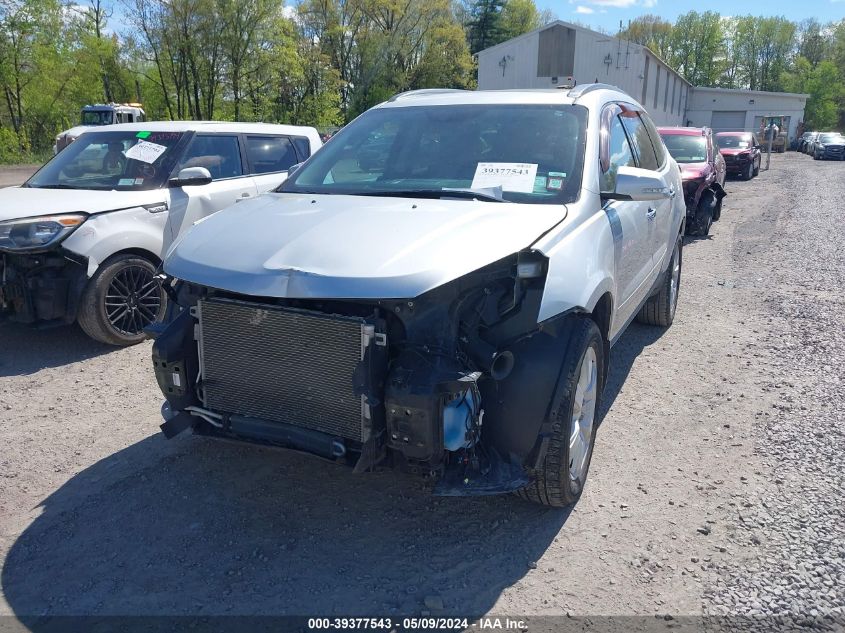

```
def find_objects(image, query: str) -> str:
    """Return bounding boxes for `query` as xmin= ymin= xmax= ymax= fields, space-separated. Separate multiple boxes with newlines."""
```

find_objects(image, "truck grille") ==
xmin=197 ymin=298 xmax=376 ymax=442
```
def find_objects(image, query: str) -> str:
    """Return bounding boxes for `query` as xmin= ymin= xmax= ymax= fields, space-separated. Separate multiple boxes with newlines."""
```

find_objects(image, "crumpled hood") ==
xmin=0 ymin=186 xmax=166 ymax=223
xmin=719 ymin=148 xmax=753 ymax=156
xmin=680 ymin=162 xmax=711 ymax=181
xmin=165 ymin=193 xmax=567 ymax=299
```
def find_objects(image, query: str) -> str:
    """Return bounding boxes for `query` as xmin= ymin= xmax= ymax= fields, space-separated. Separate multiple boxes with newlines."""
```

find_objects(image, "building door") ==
xmin=711 ymin=111 xmax=747 ymax=133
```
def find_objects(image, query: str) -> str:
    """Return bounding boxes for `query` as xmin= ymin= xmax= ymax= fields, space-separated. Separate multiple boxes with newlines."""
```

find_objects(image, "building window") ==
xmin=664 ymin=74 xmax=670 ymax=111
xmin=642 ymin=56 xmax=650 ymax=105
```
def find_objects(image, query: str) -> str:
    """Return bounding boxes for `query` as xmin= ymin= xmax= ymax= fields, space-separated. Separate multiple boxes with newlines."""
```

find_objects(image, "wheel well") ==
xmin=590 ymin=292 xmax=612 ymax=344
xmin=589 ymin=293 xmax=613 ymax=388
xmin=104 ymin=248 xmax=161 ymax=267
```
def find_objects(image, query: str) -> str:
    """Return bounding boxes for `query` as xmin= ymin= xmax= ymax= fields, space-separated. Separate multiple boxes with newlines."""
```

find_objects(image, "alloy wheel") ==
xmin=569 ymin=346 xmax=598 ymax=492
xmin=105 ymin=264 xmax=163 ymax=335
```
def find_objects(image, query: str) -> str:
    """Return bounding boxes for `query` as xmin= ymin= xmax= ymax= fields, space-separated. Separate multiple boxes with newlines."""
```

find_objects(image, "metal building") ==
xmin=686 ymin=87 xmax=809 ymax=140
xmin=477 ymin=21 xmax=808 ymax=138
xmin=476 ymin=21 xmax=691 ymax=126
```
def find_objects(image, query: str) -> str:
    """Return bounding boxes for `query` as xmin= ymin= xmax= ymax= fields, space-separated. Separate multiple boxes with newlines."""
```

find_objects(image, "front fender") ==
xmin=532 ymin=201 xmax=616 ymax=323
xmin=62 ymin=206 xmax=168 ymax=276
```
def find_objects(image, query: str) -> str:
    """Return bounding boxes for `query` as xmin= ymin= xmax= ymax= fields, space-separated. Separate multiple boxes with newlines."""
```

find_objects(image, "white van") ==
xmin=0 ymin=121 xmax=321 ymax=345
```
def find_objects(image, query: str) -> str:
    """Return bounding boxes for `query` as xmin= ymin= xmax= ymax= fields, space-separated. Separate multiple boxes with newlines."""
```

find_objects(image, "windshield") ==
xmin=819 ymin=134 xmax=843 ymax=143
xmin=660 ymin=134 xmax=707 ymax=163
xmin=26 ymin=130 xmax=185 ymax=191
xmin=717 ymin=135 xmax=753 ymax=149
xmin=281 ymin=104 xmax=588 ymax=205
xmin=81 ymin=110 xmax=114 ymax=126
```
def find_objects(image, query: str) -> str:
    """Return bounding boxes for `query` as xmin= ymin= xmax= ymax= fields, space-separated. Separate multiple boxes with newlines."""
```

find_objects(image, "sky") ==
xmin=537 ymin=0 xmax=845 ymax=32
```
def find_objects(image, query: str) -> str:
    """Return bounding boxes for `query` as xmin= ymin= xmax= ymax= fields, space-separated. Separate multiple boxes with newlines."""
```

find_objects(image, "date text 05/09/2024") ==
xmin=306 ymin=617 xmax=527 ymax=630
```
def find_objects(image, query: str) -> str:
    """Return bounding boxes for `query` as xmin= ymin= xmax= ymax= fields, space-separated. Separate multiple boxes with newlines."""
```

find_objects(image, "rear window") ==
xmin=245 ymin=136 xmax=299 ymax=174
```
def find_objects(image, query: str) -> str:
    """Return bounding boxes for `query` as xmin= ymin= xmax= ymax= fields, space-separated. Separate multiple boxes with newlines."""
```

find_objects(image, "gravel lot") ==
xmin=0 ymin=153 xmax=843 ymax=628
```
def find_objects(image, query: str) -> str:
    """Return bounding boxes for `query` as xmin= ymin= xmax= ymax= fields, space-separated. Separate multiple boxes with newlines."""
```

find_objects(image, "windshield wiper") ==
xmin=351 ymin=187 xmax=505 ymax=203
xmin=28 ymin=184 xmax=81 ymax=189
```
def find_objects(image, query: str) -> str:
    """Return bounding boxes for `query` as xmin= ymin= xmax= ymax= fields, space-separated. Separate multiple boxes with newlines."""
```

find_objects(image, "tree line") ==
xmin=621 ymin=12 xmax=845 ymax=130
xmin=1 ymin=2 xmax=843 ymax=156
xmin=0 ymin=0 xmax=553 ymax=154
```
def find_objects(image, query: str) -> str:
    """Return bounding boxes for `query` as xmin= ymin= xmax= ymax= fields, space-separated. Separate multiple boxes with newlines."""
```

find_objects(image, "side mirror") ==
xmin=601 ymin=165 xmax=671 ymax=202
xmin=169 ymin=167 xmax=212 ymax=187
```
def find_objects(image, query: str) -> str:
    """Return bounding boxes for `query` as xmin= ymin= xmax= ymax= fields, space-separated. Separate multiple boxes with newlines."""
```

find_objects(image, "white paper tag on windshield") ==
xmin=125 ymin=141 xmax=167 ymax=164
xmin=471 ymin=162 xmax=538 ymax=193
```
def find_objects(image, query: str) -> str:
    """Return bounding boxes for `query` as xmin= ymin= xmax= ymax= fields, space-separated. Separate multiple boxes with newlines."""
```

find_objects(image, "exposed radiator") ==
xmin=197 ymin=298 xmax=379 ymax=442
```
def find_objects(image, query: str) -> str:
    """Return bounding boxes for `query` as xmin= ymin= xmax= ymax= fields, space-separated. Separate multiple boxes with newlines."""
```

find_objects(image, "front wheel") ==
xmin=691 ymin=193 xmax=715 ymax=236
xmin=77 ymin=254 xmax=166 ymax=346
xmin=742 ymin=161 xmax=754 ymax=181
xmin=517 ymin=318 xmax=605 ymax=508
xmin=753 ymin=159 xmax=760 ymax=177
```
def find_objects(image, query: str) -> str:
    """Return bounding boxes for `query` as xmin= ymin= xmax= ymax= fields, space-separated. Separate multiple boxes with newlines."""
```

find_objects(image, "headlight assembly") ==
xmin=0 ymin=213 xmax=87 ymax=251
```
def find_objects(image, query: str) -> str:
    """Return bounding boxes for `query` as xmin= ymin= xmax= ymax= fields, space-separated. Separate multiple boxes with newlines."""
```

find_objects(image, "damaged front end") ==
xmin=0 ymin=251 xmax=89 ymax=325
xmin=152 ymin=250 xmax=575 ymax=496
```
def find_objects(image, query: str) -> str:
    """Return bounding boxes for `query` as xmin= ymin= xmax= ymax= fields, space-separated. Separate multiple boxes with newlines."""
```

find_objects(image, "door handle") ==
xmin=646 ymin=207 xmax=657 ymax=220
xmin=235 ymin=193 xmax=252 ymax=203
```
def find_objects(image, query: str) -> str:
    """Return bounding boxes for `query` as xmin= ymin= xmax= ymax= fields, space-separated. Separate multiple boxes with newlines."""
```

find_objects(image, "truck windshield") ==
xmin=26 ymin=130 xmax=185 ymax=191
xmin=281 ymin=104 xmax=588 ymax=205
xmin=82 ymin=110 xmax=114 ymax=125
xmin=661 ymin=134 xmax=707 ymax=163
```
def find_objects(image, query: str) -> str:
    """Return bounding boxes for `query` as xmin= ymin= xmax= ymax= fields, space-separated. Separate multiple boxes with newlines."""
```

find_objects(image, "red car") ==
xmin=716 ymin=131 xmax=761 ymax=180
xmin=658 ymin=126 xmax=726 ymax=237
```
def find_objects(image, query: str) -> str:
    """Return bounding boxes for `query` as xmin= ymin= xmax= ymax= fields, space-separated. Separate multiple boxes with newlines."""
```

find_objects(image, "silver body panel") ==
xmin=164 ymin=87 xmax=686 ymax=343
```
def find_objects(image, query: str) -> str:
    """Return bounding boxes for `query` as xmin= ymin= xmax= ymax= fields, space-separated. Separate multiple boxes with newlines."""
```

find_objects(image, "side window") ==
xmin=245 ymin=136 xmax=299 ymax=174
xmin=621 ymin=112 xmax=659 ymax=171
xmin=291 ymin=136 xmax=312 ymax=161
xmin=176 ymin=135 xmax=243 ymax=180
xmin=639 ymin=112 xmax=667 ymax=168
xmin=600 ymin=113 xmax=636 ymax=193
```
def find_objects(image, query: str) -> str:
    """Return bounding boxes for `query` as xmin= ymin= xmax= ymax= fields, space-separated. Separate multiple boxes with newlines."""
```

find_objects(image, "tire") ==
xmin=691 ymin=192 xmax=715 ymax=236
xmin=637 ymin=235 xmax=682 ymax=328
xmin=814 ymin=152 xmax=820 ymax=160
xmin=753 ymin=159 xmax=760 ymax=177
xmin=517 ymin=318 xmax=605 ymax=508
xmin=742 ymin=161 xmax=754 ymax=181
xmin=712 ymin=197 xmax=722 ymax=221
xmin=77 ymin=253 xmax=166 ymax=346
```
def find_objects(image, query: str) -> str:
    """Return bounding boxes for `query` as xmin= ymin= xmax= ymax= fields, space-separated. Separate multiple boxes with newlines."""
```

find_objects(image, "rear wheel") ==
xmin=517 ymin=318 xmax=604 ymax=508
xmin=77 ymin=254 xmax=166 ymax=346
xmin=637 ymin=235 xmax=682 ymax=327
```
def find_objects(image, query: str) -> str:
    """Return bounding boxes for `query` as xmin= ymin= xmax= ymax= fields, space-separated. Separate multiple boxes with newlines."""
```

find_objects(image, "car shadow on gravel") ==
xmin=2 ymin=433 xmax=572 ymax=619
xmin=600 ymin=322 xmax=667 ymax=416
xmin=0 ymin=323 xmax=114 ymax=377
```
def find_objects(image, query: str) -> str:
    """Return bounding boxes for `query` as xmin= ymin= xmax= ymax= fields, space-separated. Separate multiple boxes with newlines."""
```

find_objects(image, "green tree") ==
xmin=466 ymin=0 xmax=504 ymax=54
xmin=782 ymin=57 xmax=844 ymax=129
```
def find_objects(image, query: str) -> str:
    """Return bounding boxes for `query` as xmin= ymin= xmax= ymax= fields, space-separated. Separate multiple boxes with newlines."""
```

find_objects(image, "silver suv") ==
xmin=151 ymin=85 xmax=685 ymax=507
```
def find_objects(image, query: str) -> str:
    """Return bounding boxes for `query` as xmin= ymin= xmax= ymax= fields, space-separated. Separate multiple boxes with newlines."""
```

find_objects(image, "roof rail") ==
xmin=566 ymin=83 xmax=625 ymax=99
xmin=388 ymin=88 xmax=468 ymax=102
